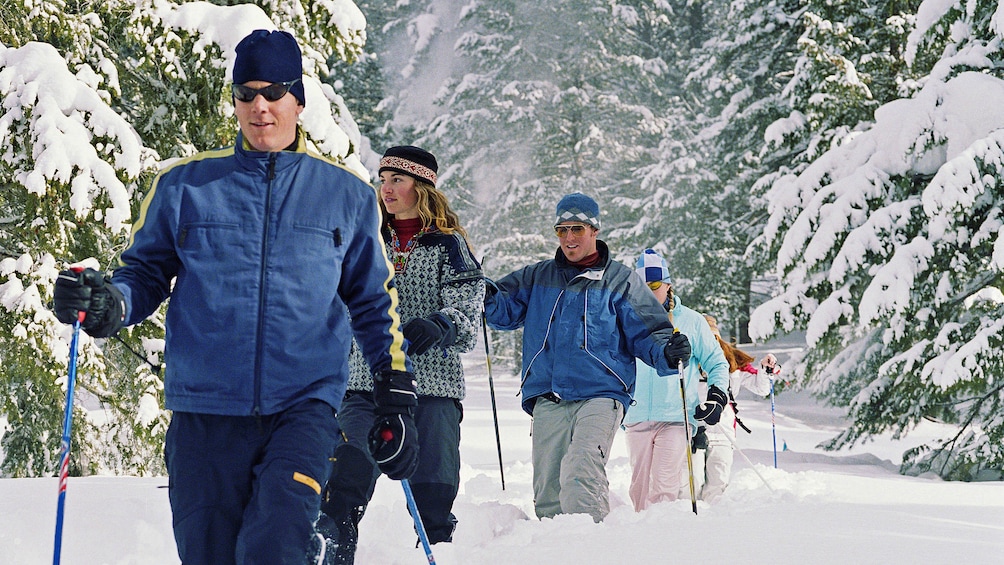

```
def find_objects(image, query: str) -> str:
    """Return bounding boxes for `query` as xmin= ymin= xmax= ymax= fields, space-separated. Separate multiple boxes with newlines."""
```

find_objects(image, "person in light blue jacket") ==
xmin=484 ymin=193 xmax=692 ymax=523
xmin=623 ymin=249 xmax=730 ymax=511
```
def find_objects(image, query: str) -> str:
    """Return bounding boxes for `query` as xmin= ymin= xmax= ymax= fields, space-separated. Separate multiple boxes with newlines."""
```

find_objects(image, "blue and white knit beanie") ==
xmin=554 ymin=192 xmax=601 ymax=229
xmin=635 ymin=249 xmax=672 ymax=285
xmin=233 ymin=30 xmax=305 ymax=106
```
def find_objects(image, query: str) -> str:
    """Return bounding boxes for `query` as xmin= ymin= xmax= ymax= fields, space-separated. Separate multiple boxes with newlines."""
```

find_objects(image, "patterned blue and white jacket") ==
xmin=348 ymin=229 xmax=485 ymax=399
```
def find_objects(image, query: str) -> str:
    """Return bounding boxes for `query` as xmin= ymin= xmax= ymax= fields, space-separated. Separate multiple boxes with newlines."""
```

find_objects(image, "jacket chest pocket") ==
xmin=292 ymin=224 xmax=343 ymax=248
xmin=275 ymin=224 xmax=346 ymax=276
xmin=177 ymin=222 xmax=245 ymax=263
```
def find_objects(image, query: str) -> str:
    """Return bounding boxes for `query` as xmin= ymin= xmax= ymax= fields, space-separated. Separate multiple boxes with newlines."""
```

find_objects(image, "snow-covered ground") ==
xmin=2 ymin=342 xmax=1002 ymax=564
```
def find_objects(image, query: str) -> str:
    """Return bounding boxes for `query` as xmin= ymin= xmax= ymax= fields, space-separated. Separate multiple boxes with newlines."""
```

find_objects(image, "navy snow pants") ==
xmin=165 ymin=399 xmax=341 ymax=565
xmin=321 ymin=392 xmax=462 ymax=544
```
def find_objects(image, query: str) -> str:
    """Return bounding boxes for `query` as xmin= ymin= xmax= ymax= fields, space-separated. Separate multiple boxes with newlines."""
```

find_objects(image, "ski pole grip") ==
xmin=69 ymin=266 xmax=87 ymax=323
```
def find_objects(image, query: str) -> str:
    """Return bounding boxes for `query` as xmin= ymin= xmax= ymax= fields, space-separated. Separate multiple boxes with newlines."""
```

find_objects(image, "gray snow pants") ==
xmin=530 ymin=396 xmax=623 ymax=522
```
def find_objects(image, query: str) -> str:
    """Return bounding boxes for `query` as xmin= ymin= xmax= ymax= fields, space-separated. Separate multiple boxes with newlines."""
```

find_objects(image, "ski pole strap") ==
xmin=728 ymin=390 xmax=752 ymax=433
xmin=735 ymin=414 xmax=752 ymax=434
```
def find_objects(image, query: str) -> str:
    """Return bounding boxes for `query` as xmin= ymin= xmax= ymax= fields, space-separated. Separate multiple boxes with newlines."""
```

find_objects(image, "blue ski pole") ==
xmin=769 ymin=377 xmax=778 ymax=469
xmin=53 ymin=308 xmax=85 ymax=565
xmin=401 ymin=479 xmax=436 ymax=564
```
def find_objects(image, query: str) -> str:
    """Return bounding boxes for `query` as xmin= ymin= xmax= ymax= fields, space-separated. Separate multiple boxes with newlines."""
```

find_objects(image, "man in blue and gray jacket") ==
xmin=484 ymin=192 xmax=692 ymax=522
xmin=52 ymin=30 xmax=418 ymax=564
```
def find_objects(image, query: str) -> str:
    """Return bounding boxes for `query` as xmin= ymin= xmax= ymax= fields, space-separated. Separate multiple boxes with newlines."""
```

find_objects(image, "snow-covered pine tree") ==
xmin=612 ymin=0 xmax=805 ymax=339
xmin=382 ymin=0 xmax=689 ymax=370
xmin=403 ymin=1 xmax=693 ymax=274
xmin=751 ymin=0 xmax=1003 ymax=480
xmin=0 ymin=0 xmax=160 ymax=478
xmin=0 ymin=0 xmax=368 ymax=478
xmin=326 ymin=0 xmax=443 ymax=173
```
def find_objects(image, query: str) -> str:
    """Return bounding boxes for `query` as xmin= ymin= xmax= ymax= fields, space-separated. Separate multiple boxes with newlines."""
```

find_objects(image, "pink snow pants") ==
xmin=624 ymin=421 xmax=689 ymax=511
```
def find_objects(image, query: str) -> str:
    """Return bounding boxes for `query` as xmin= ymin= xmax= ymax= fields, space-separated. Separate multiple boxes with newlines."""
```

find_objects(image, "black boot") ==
xmin=317 ymin=506 xmax=364 ymax=565
xmin=408 ymin=482 xmax=460 ymax=544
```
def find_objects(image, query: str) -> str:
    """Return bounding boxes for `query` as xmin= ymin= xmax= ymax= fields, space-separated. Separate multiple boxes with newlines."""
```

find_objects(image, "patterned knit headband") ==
xmin=379 ymin=154 xmax=438 ymax=186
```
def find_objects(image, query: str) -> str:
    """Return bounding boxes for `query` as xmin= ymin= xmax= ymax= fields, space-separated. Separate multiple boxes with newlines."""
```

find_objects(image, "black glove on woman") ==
xmin=694 ymin=384 xmax=728 ymax=426
xmin=402 ymin=313 xmax=456 ymax=356
xmin=663 ymin=331 xmax=692 ymax=369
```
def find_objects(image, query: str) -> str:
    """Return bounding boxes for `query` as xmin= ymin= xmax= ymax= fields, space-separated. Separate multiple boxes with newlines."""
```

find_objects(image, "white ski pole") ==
xmin=712 ymin=422 xmax=774 ymax=492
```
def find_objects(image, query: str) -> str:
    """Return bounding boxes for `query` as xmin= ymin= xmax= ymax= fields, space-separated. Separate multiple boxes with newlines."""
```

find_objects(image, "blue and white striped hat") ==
xmin=635 ymin=249 xmax=672 ymax=285
xmin=554 ymin=192 xmax=601 ymax=229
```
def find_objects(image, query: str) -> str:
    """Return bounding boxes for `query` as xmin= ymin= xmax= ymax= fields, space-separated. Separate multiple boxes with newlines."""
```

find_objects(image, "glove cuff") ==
xmin=372 ymin=369 xmax=418 ymax=411
xmin=706 ymin=384 xmax=728 ymax=406
xmin=83 ymin=281 xmax=125 ymax=338
xmin=429 ymin=312 xmax=457 ymax=348
xmin=484 ymin=278 xmax=499 ymax=301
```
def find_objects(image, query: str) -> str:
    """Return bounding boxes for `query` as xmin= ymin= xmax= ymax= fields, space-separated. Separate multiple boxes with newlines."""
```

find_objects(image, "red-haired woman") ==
xmin=701 ymin=314 xmax=780 ymax=502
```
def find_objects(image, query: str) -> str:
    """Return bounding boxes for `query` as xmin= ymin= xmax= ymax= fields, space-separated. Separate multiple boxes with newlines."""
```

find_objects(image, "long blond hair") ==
xmin=381 ymin=178 xmax=468 ymax=238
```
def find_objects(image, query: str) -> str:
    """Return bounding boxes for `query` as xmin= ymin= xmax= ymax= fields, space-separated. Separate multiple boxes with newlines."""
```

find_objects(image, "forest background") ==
xmin=0 ymin=0 xmax=1001 ymax=485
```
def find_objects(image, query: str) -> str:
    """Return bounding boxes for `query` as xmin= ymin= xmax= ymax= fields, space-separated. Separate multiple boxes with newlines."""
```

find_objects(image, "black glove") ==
xmin=664 ymin=331 xmax=692 ymax=369
xmin=692 ymin=426 xmax=708 ymax=453
xmin=483 ymin=278 xmax=498 ymax=301
xmin=694 ymin=384 xmax=728 ymax=426
xmin=402 ymin=313 xmax=456 ymax=356
xmin=368 ymin=370 xmax=419 ymax=480
xmin=53 ymin=268 xmax=125 ymax=338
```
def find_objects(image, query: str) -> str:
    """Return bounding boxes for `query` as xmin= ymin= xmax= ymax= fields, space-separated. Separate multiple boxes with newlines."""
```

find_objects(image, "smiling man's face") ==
xmin=234 ymin=81 xmax=303 ymax=152
xmin=556 ymin=222 xmax=598 ymax=263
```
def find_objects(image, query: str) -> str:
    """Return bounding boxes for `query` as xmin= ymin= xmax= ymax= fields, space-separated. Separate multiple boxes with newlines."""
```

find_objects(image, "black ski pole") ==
xmin=481 ymin=312 xmax=506 ymax=490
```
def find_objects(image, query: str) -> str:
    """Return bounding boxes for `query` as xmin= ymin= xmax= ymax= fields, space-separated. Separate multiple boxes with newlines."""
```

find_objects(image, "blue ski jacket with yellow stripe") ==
xmin=112 ymin=130 xmax=409 ymax=416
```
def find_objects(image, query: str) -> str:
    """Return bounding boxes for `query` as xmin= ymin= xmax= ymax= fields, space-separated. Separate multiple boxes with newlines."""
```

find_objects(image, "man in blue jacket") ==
xmin=484 ymin=192 xmax=692 ymax=522
xmin=51 ymin=30 xmax=418 ymax=564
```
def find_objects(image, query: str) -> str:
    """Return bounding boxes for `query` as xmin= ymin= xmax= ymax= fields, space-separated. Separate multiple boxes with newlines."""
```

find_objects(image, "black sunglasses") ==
xmin=231 ymin=79 xmax=300 ymax=103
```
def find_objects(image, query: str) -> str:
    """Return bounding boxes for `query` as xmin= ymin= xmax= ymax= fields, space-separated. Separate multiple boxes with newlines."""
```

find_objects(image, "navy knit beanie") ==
xmin=554 ymin=192 xmax=601 ymax=229
xmin=233 ymin=30 xmax=305 ymax=106
xmin=379 ymin=146 xmax=438 ymax=187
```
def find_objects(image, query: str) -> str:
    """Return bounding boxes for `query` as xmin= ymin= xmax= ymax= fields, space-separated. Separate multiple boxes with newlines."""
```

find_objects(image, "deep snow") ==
xmin=1 ymin=341 xmax=1002 ymax=565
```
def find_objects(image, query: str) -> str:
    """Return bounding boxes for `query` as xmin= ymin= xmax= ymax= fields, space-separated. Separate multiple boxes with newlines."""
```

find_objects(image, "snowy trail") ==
xmin=2 ymin=348 xmax=1002 ymax=564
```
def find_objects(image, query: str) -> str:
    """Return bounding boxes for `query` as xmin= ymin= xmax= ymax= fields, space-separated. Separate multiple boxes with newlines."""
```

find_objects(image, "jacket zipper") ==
xmin=521 ymin=289 xmax=563 ymax=390
xmin=252 ymin=154 xmax=277 ymax=417
xmin=580 ymin=289 xmax=630 ymax=392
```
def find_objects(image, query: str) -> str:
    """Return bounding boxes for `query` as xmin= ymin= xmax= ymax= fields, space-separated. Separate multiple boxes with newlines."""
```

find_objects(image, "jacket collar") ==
xmin=234 ymin=126 xmax=307 ymax=173
xmin=555 ymin=239 xmax=611 ymax=281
